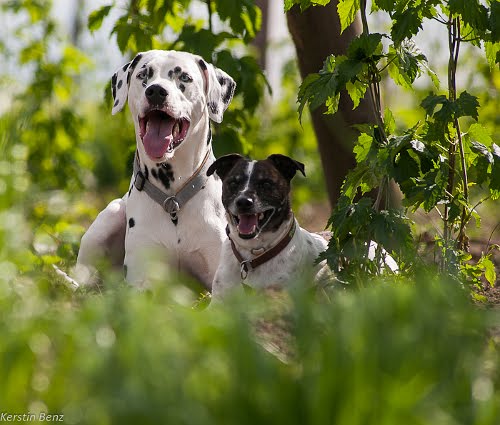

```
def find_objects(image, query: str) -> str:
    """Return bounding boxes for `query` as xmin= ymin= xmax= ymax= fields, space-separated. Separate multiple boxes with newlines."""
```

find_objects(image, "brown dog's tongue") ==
xmin=143 ymin=112 xmax=174 ymax=159
xmin=237 ymin=214 xmax=258 ymax=235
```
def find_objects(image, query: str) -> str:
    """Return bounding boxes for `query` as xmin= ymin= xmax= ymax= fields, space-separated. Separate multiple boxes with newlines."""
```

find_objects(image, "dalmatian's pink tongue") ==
xmin=143 ymin=113 xmax=174 ymax=159
xmin=237 ymin=214 xmax=258 ymax=236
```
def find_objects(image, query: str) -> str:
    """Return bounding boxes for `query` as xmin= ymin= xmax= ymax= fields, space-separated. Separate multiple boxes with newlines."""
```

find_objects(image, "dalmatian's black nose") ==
xmin=145 ymin=84 xmax=168 ymax=105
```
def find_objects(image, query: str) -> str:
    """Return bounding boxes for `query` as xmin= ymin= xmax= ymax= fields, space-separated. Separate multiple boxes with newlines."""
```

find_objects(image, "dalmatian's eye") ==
xmin=179 ymin=72 xmax=193 ymax=83
xmin=136 ymin=69 xmax=147 ymax=80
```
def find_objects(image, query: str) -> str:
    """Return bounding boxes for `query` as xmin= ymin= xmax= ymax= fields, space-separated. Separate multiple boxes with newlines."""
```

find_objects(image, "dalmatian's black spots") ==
xmin=127 ymin=71 xmax=132 ymax=86
xmin=208 ymin=101 xmax=219 ymax=116
xmin=222 ymin=80 xmax=236 ymax=105
xmin=177 ymin=238 xmax=181 ymax=244
xmin=151 ymin=168 xmax=158 ymax=180
xmin=198 ymin=59 xmax=207 ymax=71
xmin=168 ymin=70 xmax=173 ymax=78
xmin=148 ymin=67 xmax=154 ymax=79
xmin=174 ymin=66 xmax=182 ymax=74
xmin=218 ymin=76 xmax=225 ymax=86
xmin=207 ymin=128 xmax=212 ymax=145
xmin=130 ymin=53 xmax=143 ymax=73
xmin=113 ymin=99 xmax=119 ymax=107
xmin=144 ymin=165 xmax=149 ymax=180
xmin=129 ymin=217 xmax=135 ymax=228
xmin=117 ymin=80 xmax=123 ymax=90
xmin=179 ymin=83 xmax=185 ymax=93
xmin=111 ymin=74 xmax=118 ymax=100
xmin=156 ymin=164 xmax=175 ymax=191
xmin=122 ymin=62 xmax=130 ymax=72
xmin=307 ymin=240 xmax=313 ymax=246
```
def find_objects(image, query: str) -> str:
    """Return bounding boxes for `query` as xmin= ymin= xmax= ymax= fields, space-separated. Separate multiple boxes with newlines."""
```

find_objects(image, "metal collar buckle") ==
xmin=240 ymin=260 xmax=252 ymax=280
xmin=134 ymin=171 xmax=146 ymax=191
xmin=163 ymin=196 xmax=180 ymax=220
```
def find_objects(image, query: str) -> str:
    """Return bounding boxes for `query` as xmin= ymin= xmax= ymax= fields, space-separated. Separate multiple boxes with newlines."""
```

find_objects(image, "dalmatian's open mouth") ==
xmin=139 ymin=110 xmax=190 ymax=160
xmin=232 ymin=208 xmax=275 ymax=239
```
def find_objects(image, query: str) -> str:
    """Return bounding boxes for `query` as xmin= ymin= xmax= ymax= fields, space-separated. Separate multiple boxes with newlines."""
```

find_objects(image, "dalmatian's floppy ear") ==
xmin=267 ymin=154 xmax=306 ymax=182
xmin=207 ymin=153 xmax=245 ymax=181
xmin=111 ymin=53 xmax=145 ymax=115
xmin=197 ymin=58 xmax=236 ymax=123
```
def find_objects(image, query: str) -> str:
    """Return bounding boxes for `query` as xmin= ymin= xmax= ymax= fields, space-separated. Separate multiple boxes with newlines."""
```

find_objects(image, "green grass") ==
xmin=0 ymin=274 xmax=498 ymax=425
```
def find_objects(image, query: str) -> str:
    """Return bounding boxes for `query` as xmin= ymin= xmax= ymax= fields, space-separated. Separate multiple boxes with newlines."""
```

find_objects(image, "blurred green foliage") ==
xmin=0 ymin=274 xmax=499 ymax=424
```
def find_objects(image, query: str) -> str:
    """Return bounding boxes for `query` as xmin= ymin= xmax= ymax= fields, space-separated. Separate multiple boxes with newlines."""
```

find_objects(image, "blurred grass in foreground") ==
xmin=0 ymin=274 xmax=499 ymax=425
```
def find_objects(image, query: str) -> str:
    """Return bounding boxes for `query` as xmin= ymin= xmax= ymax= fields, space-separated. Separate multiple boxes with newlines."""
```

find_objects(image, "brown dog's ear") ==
xmin=267 ymin=154 xmax=306 ymax=181
xmin=207 ymin=154 xmax=245 ymax=180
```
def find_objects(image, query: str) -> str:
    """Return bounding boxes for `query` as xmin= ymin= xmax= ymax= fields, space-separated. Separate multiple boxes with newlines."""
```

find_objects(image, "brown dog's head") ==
xmin=207 ymin=154 xmax=305 ymax=239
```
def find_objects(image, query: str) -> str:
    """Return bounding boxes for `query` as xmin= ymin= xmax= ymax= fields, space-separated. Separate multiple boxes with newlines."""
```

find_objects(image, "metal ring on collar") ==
xmin=163 ymin=196 xmax=180 ymax=218
xmin=240 ymin=260 xmax=252 ymax=280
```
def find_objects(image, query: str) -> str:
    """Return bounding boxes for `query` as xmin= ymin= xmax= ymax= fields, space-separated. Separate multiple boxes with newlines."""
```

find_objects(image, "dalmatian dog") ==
xmin=207 ymin=154 xmax=332 ymax=298
xmin=76 ymin=50 xmax=235 ymax=289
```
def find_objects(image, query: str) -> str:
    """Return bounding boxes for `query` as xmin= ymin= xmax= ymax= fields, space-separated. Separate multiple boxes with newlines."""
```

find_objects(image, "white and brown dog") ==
xmin=207 ymin=154 xmax=331 ymax=298
xmin=76 ymin=50 xmax=235 ymax=289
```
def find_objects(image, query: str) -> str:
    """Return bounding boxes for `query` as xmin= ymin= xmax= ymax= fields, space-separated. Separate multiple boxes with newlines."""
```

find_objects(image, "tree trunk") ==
xmin=252 ymin=0 xmax=269 ymax=70
xmin=286 ymin=3 xmax=378 ymax=207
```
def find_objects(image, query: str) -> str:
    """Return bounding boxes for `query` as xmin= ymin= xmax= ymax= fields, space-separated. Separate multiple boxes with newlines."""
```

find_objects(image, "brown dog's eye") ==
xmin=227 ymin=179 xmax=239 ymax=189
xmin=259 ymin=180 xmax=272 ymax=190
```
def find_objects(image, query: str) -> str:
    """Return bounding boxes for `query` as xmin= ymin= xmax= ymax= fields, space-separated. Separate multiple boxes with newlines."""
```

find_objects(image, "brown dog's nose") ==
xmin=145 ymin=84 xmax=168 ymax=105
xmin=235 ymin=196 xmax=254 ymax=210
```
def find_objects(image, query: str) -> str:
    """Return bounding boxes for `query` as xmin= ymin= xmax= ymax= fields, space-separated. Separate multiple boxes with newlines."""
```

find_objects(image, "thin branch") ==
xmin=206 ymin=0 xmax=213 ymax=33
xmin=360 ymin=0 xmax=369 ymax=35
xmin=432 ymin=16 xmax=449 ymax=25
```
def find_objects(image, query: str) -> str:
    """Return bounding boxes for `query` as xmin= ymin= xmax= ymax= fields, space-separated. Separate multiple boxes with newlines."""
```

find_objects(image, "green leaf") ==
xmin=337 ymin=0 xmax=360 ymax=33
xmin=346 ymin=80 xmax=367 ymax=109
xmin=384 ymin=108 xmax=396 ymax=135
xmin=391 ymin=7 xmax=423 ymax=46
xmin=373 ymin=0 xmax=396 ymax=12
xmin=449 ymin=0 xmax=489 ymax=34
xmin=468 ymin=123 xmax=493 ymax=147
xmin=491 ymin=1 xmax=500 ymax=42
xmin=88 ymin=5 xmax=112 ymax=32
xmin=491 ymin=144 xmax=500 ymax=197
xmin=297 ymin=55 xmax=361 ymax=120
xmin=388 ymin=40 xmax=429 ymax=89
xmin=353 ymin=132 xmax=373 ymax=163
xmin=420 ymin=94 xmax=447 ymax=116
xmin=347 ymin=33 xmax=384 ymax=60
xmin=217 ymin=0 xmax=261 ymax=41
xmin=485 ymin=41 xmax=500 ymax=70
xmin=455 ymin=91 xmax=479 ymax=121
xmin=480 ymin=256 xmax=496 ymax=287
xmin=284 ymin=0 xmax=331 ymax=12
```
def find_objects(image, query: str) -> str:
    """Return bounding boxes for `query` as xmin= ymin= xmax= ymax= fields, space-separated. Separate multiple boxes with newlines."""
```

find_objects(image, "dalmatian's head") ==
xmin=111 ymin=50 xmax=236 ymax=161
